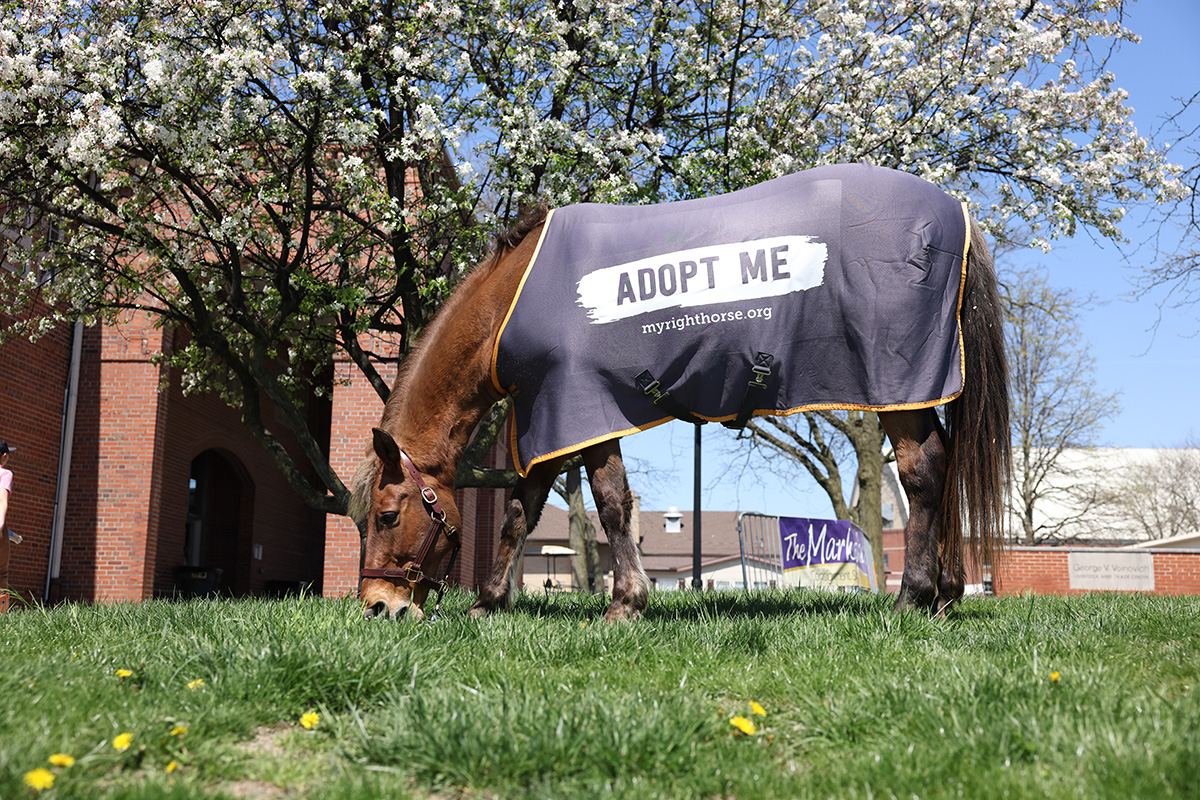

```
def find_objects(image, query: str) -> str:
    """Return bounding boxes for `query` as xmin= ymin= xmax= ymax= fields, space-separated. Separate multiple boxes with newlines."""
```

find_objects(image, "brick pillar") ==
xmin=465 ymin=419 xmax=511 ymax=590
xmin=88 ymin=312 xmax=170 ymax=602
xmin=324 ymin=332 xmax=402 ymax=597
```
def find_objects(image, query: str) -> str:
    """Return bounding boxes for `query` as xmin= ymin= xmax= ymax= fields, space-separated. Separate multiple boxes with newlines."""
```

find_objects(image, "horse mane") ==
xmin=494 ymin=204 xmax=548 ymax=251
xmin=348 ymin=206 xmax=549 ymax=521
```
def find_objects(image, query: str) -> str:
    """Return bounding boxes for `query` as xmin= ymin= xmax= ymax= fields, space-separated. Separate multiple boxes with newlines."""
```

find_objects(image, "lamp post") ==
xmin=692 ymin=423 xmax=702 ymax=590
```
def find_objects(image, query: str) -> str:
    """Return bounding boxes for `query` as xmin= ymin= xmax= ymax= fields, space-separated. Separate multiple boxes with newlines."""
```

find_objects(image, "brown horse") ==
xmin=351 ymin=169 xmax=1009 ymax=621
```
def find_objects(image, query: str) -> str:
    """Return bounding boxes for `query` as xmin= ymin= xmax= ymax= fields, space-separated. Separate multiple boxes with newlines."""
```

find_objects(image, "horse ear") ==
xmin=371 ymin=427 xmax=402 ymax=470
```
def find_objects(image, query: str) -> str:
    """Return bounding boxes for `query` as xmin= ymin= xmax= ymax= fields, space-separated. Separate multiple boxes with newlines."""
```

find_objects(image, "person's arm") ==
xmin=0 ymin=487 xmax=8 ymax=532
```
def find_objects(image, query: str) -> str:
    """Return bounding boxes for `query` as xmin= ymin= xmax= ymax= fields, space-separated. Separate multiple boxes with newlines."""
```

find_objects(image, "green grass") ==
xmin=1 ymin=590 xmax=1197 ymax=799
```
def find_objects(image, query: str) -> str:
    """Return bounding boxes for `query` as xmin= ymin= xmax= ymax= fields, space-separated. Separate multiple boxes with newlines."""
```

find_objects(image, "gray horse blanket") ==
xmin=491 ymin=164 xmax=969 ymax=477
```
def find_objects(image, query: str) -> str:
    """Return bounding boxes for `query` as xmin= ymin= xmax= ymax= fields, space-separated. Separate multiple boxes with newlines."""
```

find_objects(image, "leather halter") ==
xmin=360 ymin=448 xmax=461 ymax=616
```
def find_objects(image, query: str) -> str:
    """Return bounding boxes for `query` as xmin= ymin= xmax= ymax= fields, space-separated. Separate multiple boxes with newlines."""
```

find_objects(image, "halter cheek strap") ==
xmin=361 ymin=449 xmax=462 ymax=617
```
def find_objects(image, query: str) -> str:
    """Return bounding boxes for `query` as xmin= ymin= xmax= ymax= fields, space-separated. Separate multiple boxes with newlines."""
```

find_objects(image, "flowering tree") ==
xmin=688 ymin=0 xmax=1187 ymax=562
xmin=0 ymin=0 xmax=686 ymax=512
xmin=0 ymin=0 xmax=1186 ymax=521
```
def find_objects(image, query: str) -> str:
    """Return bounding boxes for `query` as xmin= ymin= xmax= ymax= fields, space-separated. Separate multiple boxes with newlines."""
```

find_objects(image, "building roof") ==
xmin=1124 ymin=531 xmax=1200 ymax=550
xmin=531 ymin=505 xmax=748 ymax=573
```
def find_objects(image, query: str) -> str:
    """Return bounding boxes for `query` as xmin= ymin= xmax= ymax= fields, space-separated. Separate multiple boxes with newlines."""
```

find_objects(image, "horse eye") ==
xmin=378 ymin=511 xmax=399 ymax=527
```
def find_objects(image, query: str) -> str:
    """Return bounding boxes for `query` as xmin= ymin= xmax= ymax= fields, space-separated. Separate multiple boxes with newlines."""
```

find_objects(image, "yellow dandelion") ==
xmin=300 ymin=711 xmax=320 ymax=730
xmin=166 ymin=760 xmax=178 ymax=773
xmin=169 ymin=725 xmax=188 ymax=737
xmin=24 ymin=768 xmax=55 ymax=791
xmin=730 ymin=716 xmax=757 ymax=735
xmin=115 ymin=668 xmax=132 ymax=678
xmin=749 ymin=701 xmax=766 ymax=717
xmin=1050 ymin=671 xmax=1061 ymax=683
xmin=113 ymin=732 xmax=133 ymax=751
xmin=48 ymin=753 xmax=75 ymax=767
xmin=186 ymin=678 xmax=205 ymax=690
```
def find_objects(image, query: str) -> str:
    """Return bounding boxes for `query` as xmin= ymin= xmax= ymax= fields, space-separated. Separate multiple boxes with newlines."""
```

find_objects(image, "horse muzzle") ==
xmin=361 ymin=580 xmax=429 ymax=622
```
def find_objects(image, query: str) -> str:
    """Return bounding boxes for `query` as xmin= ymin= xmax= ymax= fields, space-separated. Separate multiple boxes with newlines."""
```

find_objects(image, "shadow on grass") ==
xmin=501 ymin=587 xmax=1009 ymax=625
xmin=507 ymin=587 xmax=888 ymax=622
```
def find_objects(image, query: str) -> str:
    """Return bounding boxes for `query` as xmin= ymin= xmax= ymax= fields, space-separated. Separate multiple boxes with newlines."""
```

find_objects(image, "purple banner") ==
xmin=778 ymin=517 xmax=877 ymax=591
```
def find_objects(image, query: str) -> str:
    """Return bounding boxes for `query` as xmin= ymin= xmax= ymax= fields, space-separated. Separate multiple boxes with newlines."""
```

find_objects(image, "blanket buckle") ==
xmin=635 ymin=369 xmax=707 ymax=426
xmin=723 ymin=352 xmax=775 ymax=430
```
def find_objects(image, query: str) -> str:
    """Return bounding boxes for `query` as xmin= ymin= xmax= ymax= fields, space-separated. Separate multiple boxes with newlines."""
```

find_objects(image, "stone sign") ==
xmin=1067 ymin=551 xmax=1156 ymax=592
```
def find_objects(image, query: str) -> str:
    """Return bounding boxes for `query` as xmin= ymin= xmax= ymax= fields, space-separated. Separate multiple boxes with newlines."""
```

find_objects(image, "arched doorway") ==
xmin=181 ymin=450 xmax=254 ymax=596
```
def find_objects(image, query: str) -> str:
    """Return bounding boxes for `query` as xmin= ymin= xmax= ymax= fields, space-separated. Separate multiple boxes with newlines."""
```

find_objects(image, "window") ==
xmin=1 ymin=201 xmax=61 ymax=284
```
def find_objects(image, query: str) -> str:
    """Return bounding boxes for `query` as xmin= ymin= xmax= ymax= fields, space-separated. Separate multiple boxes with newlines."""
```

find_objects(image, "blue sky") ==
xmin=554 ymin=0 xmax=1200 ymax=517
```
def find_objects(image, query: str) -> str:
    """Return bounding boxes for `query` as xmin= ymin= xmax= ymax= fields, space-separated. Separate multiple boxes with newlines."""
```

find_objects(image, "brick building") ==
xmin=0 ymin=309 xmax=509 ymax=606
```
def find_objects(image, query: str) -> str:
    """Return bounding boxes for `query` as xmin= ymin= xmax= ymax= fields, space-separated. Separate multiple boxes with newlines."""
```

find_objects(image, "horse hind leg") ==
xmin=881 ymin=410 xmax=947 ymax=613
xmin=468 ymin=458 xmax=562 ymax=618
xmin=930 ymin=413 xmax=964 ymax=615
xmin=935 ymin=520 xmax=965 ymax=615
xmin=582 ymin=440 xmax=649 ymax=621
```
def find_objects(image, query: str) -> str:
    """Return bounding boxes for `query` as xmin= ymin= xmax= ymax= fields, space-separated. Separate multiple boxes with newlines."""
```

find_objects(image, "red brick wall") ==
xmin=6 ymin=305 xmax=510 ymax=606
xmin=55 ymin=312 xmax=169 ymax=601
xmin=323 ymin=331 xmax=403 ymax=596
xmin=995 ymin=547 xmax=1200 ymax=595
xmin=1 ymin=308 xmax=328 ymax=604
xmin=464 ymin=430 xmax=508 ymax=590
xmin=0 ymin=312 xmax=75 ymax=604
xmin=882 ymin=533 xmax=1200 ymax=596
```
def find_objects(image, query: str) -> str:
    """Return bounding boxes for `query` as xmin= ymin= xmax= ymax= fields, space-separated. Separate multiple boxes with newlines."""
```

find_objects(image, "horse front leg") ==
xmin=881 ymin=410 xmax=948 ymax=613
xmin=468 ymin=458 xmax=562 ymax=618
xmin=583 ymin=440 xmax=650 ymax=621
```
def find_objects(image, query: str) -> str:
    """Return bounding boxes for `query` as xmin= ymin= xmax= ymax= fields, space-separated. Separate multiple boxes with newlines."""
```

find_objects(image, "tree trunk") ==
xmin=564 ymin=467 xmax=600 ymax=593
xmin=850 ymin=412 xmax=887 ymax=587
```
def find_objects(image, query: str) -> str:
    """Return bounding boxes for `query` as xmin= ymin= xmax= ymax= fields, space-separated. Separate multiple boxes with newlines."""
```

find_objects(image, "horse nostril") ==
xmin=365 ymin=601 xmax=389 ymax=619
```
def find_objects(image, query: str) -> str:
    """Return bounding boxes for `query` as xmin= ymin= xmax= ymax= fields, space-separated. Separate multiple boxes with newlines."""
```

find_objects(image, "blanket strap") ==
xmin=721 ymin=352 xmax=774 ymax=431
xmin=635 ymin=369 xmax=707 ymax=426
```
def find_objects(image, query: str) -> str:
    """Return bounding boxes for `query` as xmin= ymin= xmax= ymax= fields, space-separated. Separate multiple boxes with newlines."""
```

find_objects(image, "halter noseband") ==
xmin=361 ymin=448 xmax=461 ymax=617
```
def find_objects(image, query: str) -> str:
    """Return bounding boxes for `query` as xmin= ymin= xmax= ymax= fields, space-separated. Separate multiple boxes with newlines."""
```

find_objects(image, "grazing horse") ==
xmin=351 ymin=164 xmax=1009 ymax=622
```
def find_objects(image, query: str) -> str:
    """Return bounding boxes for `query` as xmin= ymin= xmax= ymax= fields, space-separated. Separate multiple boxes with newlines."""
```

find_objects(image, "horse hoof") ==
xmin=893 ymin=590 xmax=936 ymax=614
xmin=468 ymin=594 xmax=510 ymax=618
xmin=894 ymin=575 xmax=940 ymax=613
xmin=602 ymin=601 xmax=643 ymax=622
xmin=932 ymin=595 xmax=958 ymax=618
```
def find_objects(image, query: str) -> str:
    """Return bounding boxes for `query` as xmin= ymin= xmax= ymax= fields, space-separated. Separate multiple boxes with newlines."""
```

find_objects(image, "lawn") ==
xmin=1 ymin=590 xmax=1196 ymax=799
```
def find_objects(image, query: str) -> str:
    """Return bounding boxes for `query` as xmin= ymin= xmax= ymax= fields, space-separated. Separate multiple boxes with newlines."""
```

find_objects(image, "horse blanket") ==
xmin=491 ymin=163 xmax=969 ymax=477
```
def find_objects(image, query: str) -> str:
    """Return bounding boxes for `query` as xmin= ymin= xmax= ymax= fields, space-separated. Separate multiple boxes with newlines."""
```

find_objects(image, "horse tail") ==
xmin=942 ymin=218 xmax=1010 ymax=586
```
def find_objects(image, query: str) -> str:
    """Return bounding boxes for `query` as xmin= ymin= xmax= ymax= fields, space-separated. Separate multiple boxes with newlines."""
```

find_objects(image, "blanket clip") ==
xmin=635 ymin=369 xmax=707 ymax=426
xmin=723 ymin=352 xmax=774 ymax=430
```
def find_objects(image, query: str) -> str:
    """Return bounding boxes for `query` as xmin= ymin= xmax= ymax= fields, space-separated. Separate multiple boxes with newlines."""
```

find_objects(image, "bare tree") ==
xmin=1130 ymin=91 xmax=1200 ymax=313
xmin=738 ymin=411 xmax=891 ymax=584
xmin=1098 ymin=436 xmax=1200 ymax=541
xmin=1004 ymin=269 xmax=1121 ymax=544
